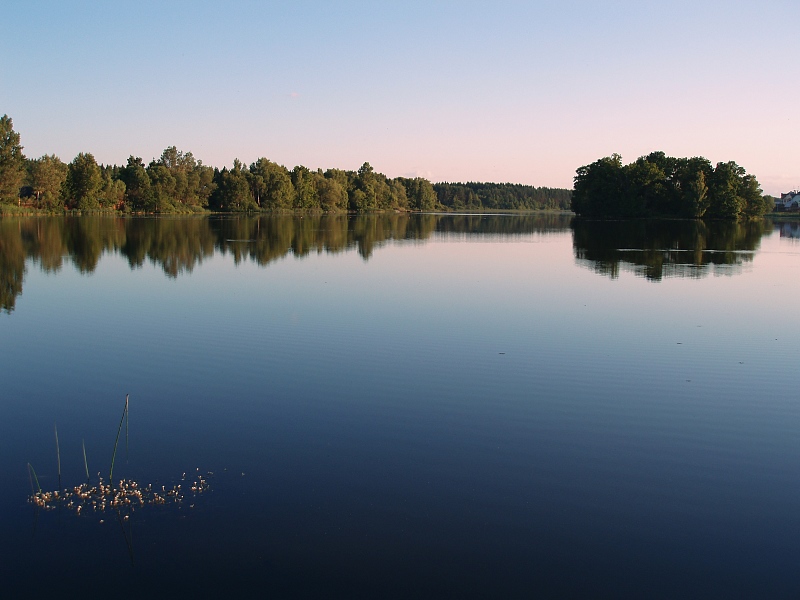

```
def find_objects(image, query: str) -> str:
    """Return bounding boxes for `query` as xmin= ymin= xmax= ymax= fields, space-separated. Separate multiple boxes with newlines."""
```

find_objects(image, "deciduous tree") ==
xmin=27 ymin=154 xmax=67 ymax=208
xmin=63 ymin=153 xmax=102 ymax=210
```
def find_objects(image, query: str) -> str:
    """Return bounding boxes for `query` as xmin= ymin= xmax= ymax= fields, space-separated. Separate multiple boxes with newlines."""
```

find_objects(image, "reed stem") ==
xmin=109 ymin=394 xmax=129 ymax=485
xmin=82 ymin=438 xmax=89 ymax=481
xmin=54 ymin=423 xmax=61 ymax=488
xmin=125 ymin=394 xmax=129 ymax=462
xmin=27 ymin=463 xmax=42 ymax=494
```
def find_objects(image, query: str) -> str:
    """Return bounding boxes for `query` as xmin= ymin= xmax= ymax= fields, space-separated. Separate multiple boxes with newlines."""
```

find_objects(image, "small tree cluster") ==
xmin=572 ymin=152 xmax=771 ymax=220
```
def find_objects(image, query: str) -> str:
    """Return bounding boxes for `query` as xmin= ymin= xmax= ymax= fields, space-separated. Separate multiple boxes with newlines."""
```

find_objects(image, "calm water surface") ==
xmin=1 ymin=214 xmax=799 ymax=598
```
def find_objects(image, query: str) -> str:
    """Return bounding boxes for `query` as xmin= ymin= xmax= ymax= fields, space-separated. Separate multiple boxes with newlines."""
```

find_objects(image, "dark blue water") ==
xmin=1 ymin=215 xmax=799 ymax=598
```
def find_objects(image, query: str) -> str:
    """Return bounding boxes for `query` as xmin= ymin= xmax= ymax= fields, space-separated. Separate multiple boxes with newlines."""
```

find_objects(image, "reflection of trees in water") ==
xmin=0 ymin=219 xmax=25 ymax=312
xmin=572 ymin=219 xmax=772 ymax=281
xmin=123 ymin=218 xmax=216 ymax=278
xmin=64 ymin=217 xmax=128 ymax=273
xmin=20 ymin=218 xmax=68 ymax=272
xmin=211 ymin=214 xmax=439 ymax=263
xmin=435 ymin=212 xmax=573 ymax=237
xmin=0 ymin=213 xmax=573 ymax=311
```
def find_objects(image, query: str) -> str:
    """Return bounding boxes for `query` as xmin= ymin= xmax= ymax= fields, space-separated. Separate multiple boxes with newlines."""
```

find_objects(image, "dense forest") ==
xmin=0 ymin=115 xmax=570 ymax=214
xmin=434 ymin=182 xmax=571 ymax=211
xmin=572 ymin=152 xmax=772 ymax=220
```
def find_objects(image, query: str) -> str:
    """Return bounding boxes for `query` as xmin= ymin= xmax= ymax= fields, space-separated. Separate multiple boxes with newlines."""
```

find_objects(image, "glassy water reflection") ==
xmin=0 ymin=213 xmax=573 ymax=312
xmin=2 ymin=214 xmax=800 ymax=598
xmin=0 ymin=214 xmax=784 ymax=313
xmin=572 ymin=219 xmax=773 ymax=280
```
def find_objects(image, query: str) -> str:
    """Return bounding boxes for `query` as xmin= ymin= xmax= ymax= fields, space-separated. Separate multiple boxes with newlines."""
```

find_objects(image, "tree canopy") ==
xmin=0 ymin=115 xmax=25 ymax=204
xmin=571 ymin=152 xmax=771 ymax=220
xmin=1 ymin=113 xmax=573 ymax=214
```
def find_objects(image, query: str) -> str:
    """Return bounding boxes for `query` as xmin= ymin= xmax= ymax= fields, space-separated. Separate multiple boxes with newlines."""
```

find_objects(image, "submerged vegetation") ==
xmin=0 ymin=115 xmax=570 ymax=214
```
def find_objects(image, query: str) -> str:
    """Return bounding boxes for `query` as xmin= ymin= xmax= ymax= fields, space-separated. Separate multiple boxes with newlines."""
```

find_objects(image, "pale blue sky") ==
xmin=2 ymin=1 xmax=797 ymax=194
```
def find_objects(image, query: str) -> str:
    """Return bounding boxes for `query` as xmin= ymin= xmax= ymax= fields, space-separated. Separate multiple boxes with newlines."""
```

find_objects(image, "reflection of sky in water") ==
xmin=3 ymin=218 xmax=800 ymax=596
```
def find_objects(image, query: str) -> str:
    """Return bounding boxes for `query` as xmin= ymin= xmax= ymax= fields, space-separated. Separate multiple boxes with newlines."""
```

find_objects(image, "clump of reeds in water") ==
xmin=27 ymin=394 xmax=212 ymax=517
xmin=28 ymin=471 xmax=212 ymax=516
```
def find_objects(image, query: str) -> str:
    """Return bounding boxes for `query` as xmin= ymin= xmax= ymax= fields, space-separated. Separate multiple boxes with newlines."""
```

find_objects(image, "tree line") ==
xmin=0 ymin=115 xmax=570 ymax=214
xmin=434 ymin=181 xmax=571 ymax=211
xmin=571 ymin=152 xmax=773 ymax=220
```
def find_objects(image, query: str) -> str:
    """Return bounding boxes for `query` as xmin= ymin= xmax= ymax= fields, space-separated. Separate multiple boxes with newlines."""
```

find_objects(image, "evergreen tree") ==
xmin=211 ymin=160 xmax=255 ymax=211
xmin=0 ymin=115 xmax=25 ymax=204
xmin=120 ymin=156 xmax=153 ymax=211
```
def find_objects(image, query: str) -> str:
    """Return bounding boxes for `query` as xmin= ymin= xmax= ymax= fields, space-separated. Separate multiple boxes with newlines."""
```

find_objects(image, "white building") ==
xmin=779 ymin=191 xmax=800 ymax=210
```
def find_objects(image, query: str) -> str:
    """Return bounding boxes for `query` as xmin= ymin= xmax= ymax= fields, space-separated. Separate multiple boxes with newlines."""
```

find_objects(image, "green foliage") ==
xmin=0 ymin=114 xmax=573 ymax=215
xmin=400 ymin=177 xmax=437 ymax=211
xmin=147 ymin=164 xmax=177 ymax=212
xmin=26 ymin=154 xmax=68 ymax=208
xmin=435 ymin=181 xmax=571 ymax=211
xmin=0 ymin=115 xmax=25 ymax=204
xmin=344 ymin=162 xmax=414 ymax=211
xmin=63 ymin=153 xmax=103 ymax=210
xmin=291 ymin=165 xmax=318 ymax=210
xmin=249 ymin=158 xmax=293 ymax=210
xmin=323 ymin=168 xmax=351 ymax=199
xmin=315 ymin=172 xmax=348 ymax=211
xmin=675 ymin=157 xmax=712 ymax=218
xmin=572 ymin=153 xmax=769 ymax=220
xmin=434 ymin=183 xmax=481 ymax=210
xmin=351 ymin=162 xmax=379 ymax=210
xmin=388 ymin=179 xmax=409 ymax=210
xmin=98 ymin=166 xmax=126 ymax=209
xmin=210 ymin=160 xmax=256 ymax=212
xmin=153 ymin=146 xmax=214 ymax=208
xmin=572 ymin=154 xmax=629 ymax=217
xmin=120 ymin=156 xmax=153 ymax=211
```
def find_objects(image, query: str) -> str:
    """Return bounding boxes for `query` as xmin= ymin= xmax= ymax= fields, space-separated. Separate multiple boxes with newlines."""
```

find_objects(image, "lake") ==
xmin=1 ymin=213 xmax=799 ymax=598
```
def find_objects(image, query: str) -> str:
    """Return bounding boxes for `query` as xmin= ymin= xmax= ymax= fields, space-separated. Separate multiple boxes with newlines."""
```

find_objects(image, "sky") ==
xmin=1 ymin=0 xmax=798 ymax=195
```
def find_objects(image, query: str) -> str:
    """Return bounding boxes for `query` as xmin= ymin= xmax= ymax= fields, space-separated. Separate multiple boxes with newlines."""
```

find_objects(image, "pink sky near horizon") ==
xmin=2 ymin=1 xmax=797 ymax=196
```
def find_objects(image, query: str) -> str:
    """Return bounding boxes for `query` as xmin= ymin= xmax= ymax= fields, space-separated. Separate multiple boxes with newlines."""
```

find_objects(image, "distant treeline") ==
xmin=572 ymin=152 xmax=772 ymax=220
xmin=434 ymin=182 xmax=571 ymax=211
xmin=0 ymin=115 xmax=571 ymax=214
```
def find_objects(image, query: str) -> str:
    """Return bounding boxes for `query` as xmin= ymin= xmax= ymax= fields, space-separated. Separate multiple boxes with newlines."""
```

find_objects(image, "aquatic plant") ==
xmin=54 ymin=423 xmax=61 ymax=487
xmin=109 ymin=394 xmax=128 ymax=483
xmin=29 ymin=471 xmax=212 ymax=516
xmin=27 ymin=463 xmax=41 ymax=494
xmin=27 ymin=394 xmax=212 ymax=517
xmin=82 ymin=438 xmax=89 ymax=481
